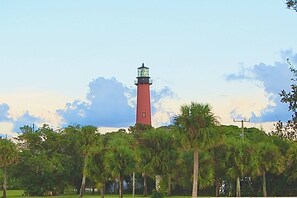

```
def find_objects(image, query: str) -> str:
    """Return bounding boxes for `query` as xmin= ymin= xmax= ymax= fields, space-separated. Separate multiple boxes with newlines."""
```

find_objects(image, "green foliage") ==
xmin=6 ymin=117 xmax=297 ymax=197
xmin=13 ymin=125 xmax=72 ymax=196
xmin=104 ymin=132 xmax=136 ymax=177
xmin=0 ymin=138 xmax=18 ymax=168
xmin=225 ymin=139 xmax=254 ymax=179
xmin=138 ymin=127 xmax=178 ymax=176
xmin=174 ymin=102 xmax=219 ymax=150
xmin=285 ymin=142 xmax=297 ymax=182
xmin=0 ymin=138 xmax=19 ymax=198
xmin=151 ymin=189 xmax=164 ymax=198
xmin=286 ymin=0 xmax=297 ymax=12
xmin=174 ymin=102 xmax=219 ymax=198
xmin=104 ymin=132 xmax=137 ymax=198
xmin=255 ymin=141 xmax=284 ymax=175
xmin=275 ymin=64 xmax=297 ymax=140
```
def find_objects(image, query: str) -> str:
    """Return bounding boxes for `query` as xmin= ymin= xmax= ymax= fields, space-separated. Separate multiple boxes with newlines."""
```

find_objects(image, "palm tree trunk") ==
xmin=100 ymin=183 xmax=105 ymax=198
xmin=215 ymin=177 xmax=220 ymax=196
xmin=119 ymin=176 xmax=123 ymax=198
xmin=79 ymin=156 xmax=88 ymax=198
xmin=167 ymin=174 xmax=172 ymax=197
xmin=236 ymin=176 xmax=241 ymax=197
xmin=3 ymin=166 xmax=7 ymax=198
xmin=79 ymin=175 xmax=86 ymax=198
xmin=192 ymin=149 xmax=199 ymax=198
xmin=143 ymin=173 xmax=148 ymax=196
xmin=155 ymin=175 xmax=162 ymax=192
xmin=132 ymin=171 xmax=135 ymax=198
xmin=262 ymin=170 xmax=267 ymax=197
xmin=92 ymin=183 xmax=95 ymax=195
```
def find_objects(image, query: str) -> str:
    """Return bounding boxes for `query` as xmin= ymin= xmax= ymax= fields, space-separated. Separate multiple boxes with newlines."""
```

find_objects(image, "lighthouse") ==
xmin=135 ymin=63 xmax=152 ymax=126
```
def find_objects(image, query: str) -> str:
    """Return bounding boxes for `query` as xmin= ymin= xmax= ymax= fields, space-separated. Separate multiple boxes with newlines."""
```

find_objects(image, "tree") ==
xmin=60 ymin=125 xmax=84 ymax=193
xmin=276 ymin=62 xmax=297 ymax=140
xmin=212 ymin=139 xmax=227 ymax=196
xmin=86 ymin=133 xmax=108 ymax=198
xmin=73 ymin=125 xmax=98 ymax=198
xmin=174 ymin=102 xmax=219 ymax=198
xmin=104 ymin=131 xmax=137 ymax=198
xmin=285 ymin=142 xmax=297 ymax=183
xmin=14 ymin=125 xmax=71 ymax=196
xmin=138 ymin=127 xmax=178 ymax=195
xmin=225 ymin=140 xmax=249 ymax=197
xmin=286 ymin=0 xmax=297 ymax=12
xmin=254 ymin=141 xmax=284 ymax=197
xmin=129 ymin=123 xmax=153 ymax=196
xmin=0 ymin=139 xmax=18 ymax=198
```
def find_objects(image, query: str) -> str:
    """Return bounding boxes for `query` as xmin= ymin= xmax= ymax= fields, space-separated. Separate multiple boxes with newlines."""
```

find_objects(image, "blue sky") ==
xmin=0 ymin=1 xmax=297 ymax=136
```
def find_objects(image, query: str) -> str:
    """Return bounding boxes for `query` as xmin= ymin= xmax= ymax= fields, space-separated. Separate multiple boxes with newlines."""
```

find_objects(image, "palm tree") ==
xmin=64 ymin=125 xmax=98 ymax=198
xmin=78 ymin=125 xmax=98 ymax=198
xmin=225 ymin=138 xmax=256 ymax=197
xmin=0 ymin=138 xmax=19 ymax=198
xmin=86 ymin=136 xmax=107 ymax=198
xmin=130 ymin=123 xmax=153 ymax=196
xmin=104 ymin=132 xmax=137 ymax=198
xmin=254 ymin=141 xmax=284 ymax=197
xmin=174 ymin=102 xmax=219 ymax=198
xmin=284 ymin=142 xmax=297 ymax=188
xmin=212 ymin=141 xmax=227 ymax=196
xmin=138 ymin=127 xmax=178 ymax=194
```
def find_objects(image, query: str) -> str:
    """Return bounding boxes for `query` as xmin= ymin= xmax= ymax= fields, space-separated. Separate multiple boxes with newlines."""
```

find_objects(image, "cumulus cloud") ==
xmin=13 ymin=111 xmax=43 ymax=132
xmin=58 ymin=77 xmax=177 ymax=128
xmin=226 ymin=50 xmax=297 ymax=122
xmin=0 ymin=103 xmax=42 ymax=135
xmin=0 ymin=77 xmax=178 ymax=135
xmin=0 ymin=103 xmax=12 ymax=122
xmin=151 ymin=86 xmax=176 ymax=113
xmin=151 ymin=86 xmax=179 ymax=126
xmin=58 ymin=77 xmax=135 ymax=127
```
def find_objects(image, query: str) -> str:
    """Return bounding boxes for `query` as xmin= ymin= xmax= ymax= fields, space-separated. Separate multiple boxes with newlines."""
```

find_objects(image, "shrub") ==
xmin=151 ymin=189 xmax=164 ymax=198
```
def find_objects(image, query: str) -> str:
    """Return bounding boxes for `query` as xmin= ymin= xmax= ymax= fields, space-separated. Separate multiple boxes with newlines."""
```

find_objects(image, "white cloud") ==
xmin=152 ymin=97 xmax=187 ymax=127
xmin=225 ymin=50 xmax=294 ymax=123
xmin=0 ymin=90 xmax=73 ymax=133
xmin=0 ymin=122 xmax=18 ymax=137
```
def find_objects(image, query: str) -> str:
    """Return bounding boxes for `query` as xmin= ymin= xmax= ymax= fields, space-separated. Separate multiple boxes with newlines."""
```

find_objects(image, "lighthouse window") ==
xmin=138 ymin=68 xmax=149 ymax=77
xmin=142 ymin=112 xmax=146 ymax=117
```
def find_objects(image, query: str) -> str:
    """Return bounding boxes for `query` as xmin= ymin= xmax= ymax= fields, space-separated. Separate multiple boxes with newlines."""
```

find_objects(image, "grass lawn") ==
xmin=1 ymin=190 xmax=191 ymax=198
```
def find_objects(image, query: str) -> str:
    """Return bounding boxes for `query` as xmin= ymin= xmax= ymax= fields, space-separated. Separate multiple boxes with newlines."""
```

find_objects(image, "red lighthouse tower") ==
xmin=135 ymin=63 xmax=152 ymax=126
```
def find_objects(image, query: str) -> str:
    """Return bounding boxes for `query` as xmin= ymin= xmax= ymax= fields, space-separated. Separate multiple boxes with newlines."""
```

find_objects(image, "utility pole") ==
xmin=233 ymin=118 xmax=250 ymax=197
xmin=233 ymin=118 xmax=250 ymax=140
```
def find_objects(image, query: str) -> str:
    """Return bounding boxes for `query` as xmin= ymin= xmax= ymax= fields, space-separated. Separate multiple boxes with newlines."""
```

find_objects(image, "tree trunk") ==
xmin=132 ymin=171 xmax=135 ymax=198
xmin=155 ymin=175 xmax=162 ymax=192
xmin=192 ymin=149 xmax=199 ymax=198
xmin=119 ymin=176 xmax=123 ymax=198
xmin=100 ymin=183 xmax=105 ymax=198
xmin=3 ymin=166 xmax=7 ymax=198
xmin=236 ymin=176 xmax=241 ymax=197
xmin=79 ymin=156 xmax=88 ymax=198
xmin=262 ymin=170 xmax=267 ymax=197
xmin=113 ymin=180 xmax=117 ymax=194
xmin=167 ymin=174 xmax=172 ymax=197
xmin=215 ymin=177 xmax=220 ymax=197
xmin=92 ymin=183 xmax=95 ymax=195
xmin=79 ymin=175 xmax=86 ymax=198
xmin=143 ymin=173 xmax=148 ymax=196
xmin=76 ymin=183 xmax=81 ymax=194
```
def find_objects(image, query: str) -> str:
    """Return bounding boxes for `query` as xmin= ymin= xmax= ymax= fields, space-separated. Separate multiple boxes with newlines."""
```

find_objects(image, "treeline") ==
xmin=1 ymin=120 xmax=297 ymax=197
